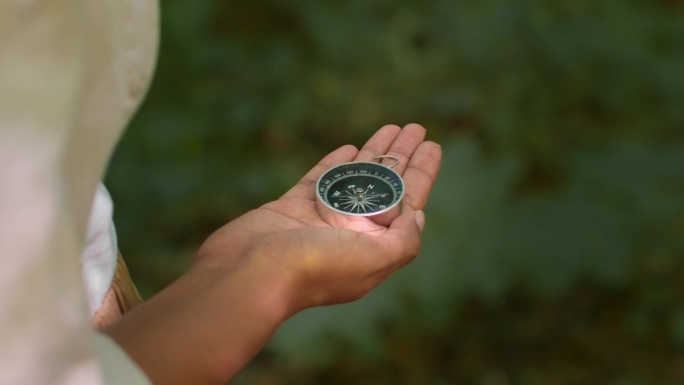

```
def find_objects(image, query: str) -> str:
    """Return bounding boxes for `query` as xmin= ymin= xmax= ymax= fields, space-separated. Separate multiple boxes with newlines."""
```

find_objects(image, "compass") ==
xmin=316 ymin=155 xmax=404 ymax=218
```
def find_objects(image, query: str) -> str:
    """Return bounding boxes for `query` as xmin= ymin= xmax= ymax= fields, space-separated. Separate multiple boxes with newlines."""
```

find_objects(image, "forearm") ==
xmin=103 ymin=261 xmax=296 ymax=385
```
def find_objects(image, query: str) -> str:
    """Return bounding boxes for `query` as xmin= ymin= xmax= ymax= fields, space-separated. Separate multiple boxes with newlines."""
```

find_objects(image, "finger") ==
xmin=415 ymin=209 xmax=426 ymax=233
xmin=381 ymin=208 xmax=423 ymax=269
xmin=282 ymin=145 xmax=359 ymax=200
xmin=377 ymin=123 xmax=427 ymax=174
xmin=354 ymin=124 xmax=401 ymax=162
xmin=402 ymin=141 xmax=442 ymax=211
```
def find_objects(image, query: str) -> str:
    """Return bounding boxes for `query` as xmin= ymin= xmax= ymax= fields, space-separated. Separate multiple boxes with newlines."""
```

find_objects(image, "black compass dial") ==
xmin=317 ymin=161 xmax=404 ymax=216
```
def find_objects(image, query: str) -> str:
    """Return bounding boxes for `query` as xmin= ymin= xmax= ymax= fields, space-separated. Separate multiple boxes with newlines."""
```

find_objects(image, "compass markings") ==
xmin=318 ymin=161 xmax=404 ymax=215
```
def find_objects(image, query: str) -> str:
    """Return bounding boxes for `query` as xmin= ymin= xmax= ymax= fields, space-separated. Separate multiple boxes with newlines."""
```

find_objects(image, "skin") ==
xmin=104 ymin=123 xmax=442 ymax=385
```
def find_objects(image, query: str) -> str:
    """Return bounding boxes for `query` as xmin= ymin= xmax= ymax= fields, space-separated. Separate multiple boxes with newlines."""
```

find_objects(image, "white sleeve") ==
xmin=95 ymin=334 xmax=151 ymax=385
xmin=82 ymin=183 xmax=119 ymax=316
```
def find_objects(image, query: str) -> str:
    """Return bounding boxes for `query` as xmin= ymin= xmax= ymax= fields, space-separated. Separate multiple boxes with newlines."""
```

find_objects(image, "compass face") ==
xmin=317 ymin=161 xmax=404 ymax=216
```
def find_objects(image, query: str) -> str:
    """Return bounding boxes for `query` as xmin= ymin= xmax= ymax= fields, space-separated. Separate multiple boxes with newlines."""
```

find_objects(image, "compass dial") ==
xmin=316 ymin=161 xmax=404 ymax=217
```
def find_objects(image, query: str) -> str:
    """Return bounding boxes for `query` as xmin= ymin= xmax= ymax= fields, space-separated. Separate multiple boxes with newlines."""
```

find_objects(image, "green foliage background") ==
xmin=106 ymin=1 xmax=684 ymax=384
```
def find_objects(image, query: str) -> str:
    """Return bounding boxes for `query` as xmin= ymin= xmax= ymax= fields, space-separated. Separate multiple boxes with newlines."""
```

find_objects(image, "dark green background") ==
xmin=106 ymin=1 xmax=684 ymax=384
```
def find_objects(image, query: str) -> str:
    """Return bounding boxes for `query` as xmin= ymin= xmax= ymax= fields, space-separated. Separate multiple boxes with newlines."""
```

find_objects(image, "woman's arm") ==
xmin=104 ymin=124 xmax=441 ymax=385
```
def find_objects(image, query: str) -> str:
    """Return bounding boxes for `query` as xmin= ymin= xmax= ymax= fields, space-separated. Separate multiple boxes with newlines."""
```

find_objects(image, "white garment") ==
xmin=0 ymin=0 xmax=158 ymax=384
xmin=81 ymin=183 xmax=118 ymax=316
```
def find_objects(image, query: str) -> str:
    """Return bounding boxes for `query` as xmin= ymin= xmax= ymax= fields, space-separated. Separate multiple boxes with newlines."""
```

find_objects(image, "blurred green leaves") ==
xmin=106 ymin=0 xmax=684 ymax=382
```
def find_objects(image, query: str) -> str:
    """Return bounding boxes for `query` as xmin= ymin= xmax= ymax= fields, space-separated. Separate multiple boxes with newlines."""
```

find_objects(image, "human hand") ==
xmin=105 ymin=124 xmax=440 ymax=385
xmin=195 ymin=123 xmax=442 ymax=313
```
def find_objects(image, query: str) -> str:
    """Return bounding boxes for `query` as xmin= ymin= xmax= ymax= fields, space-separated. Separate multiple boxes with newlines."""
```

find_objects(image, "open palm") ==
xmin=196 ymin=124 xmax=441 ymax=310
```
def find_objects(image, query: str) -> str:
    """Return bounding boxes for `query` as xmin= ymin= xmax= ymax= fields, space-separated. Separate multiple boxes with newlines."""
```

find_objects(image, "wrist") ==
xmin=192 ymin=244 xmax=303 ymax=320
xmin=104 ymin=253 xmax=300 ymax=385
xmin=195 ymin=232 xmax=312 ymax=318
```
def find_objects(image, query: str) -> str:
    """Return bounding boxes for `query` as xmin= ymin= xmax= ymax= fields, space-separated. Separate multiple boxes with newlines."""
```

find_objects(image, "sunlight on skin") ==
xmin=300 ymin=249 xmax=323 ymax=270
xmin=315 ymin=198 xmax=397 ymax=233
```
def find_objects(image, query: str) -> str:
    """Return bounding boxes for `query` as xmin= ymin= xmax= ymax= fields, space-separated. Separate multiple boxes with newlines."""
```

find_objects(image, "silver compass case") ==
xmin=316 ymin=158 xmax=405 ymax=226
